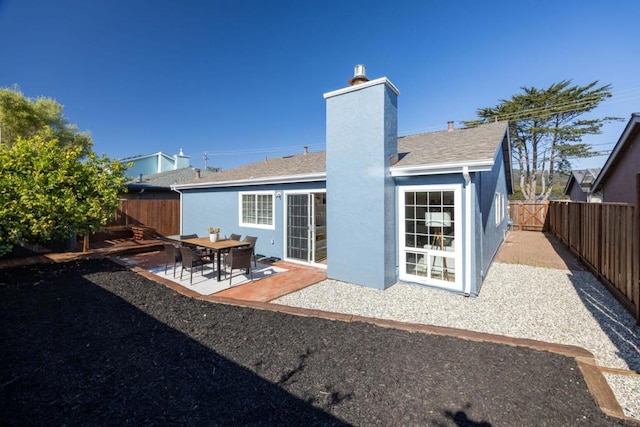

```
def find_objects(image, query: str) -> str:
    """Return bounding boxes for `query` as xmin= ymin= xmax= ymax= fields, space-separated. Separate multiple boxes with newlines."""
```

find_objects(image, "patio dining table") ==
xmin=178 ymin=237 xmax=250 ymax=282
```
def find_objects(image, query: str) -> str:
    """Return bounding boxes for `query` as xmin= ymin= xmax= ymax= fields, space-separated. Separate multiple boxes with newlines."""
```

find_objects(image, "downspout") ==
xmin=171 ymin=185 xmax=184 ymax=235
xmin=462 ymin=166 xmax=472 ymax=296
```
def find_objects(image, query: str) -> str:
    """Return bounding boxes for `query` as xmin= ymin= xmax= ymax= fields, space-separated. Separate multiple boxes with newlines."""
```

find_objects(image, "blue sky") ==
xmin=1 ymin=0 xmax=638 ymax=171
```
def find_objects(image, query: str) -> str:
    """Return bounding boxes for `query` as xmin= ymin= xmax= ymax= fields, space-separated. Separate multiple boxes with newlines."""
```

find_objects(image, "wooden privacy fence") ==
xmin=547 ymin=201 xmax=639 ymax=324
xmin=508 ymin=201 xmax=549 ymax=231
xmin=109 ymin=199 xmax=180 ymax=237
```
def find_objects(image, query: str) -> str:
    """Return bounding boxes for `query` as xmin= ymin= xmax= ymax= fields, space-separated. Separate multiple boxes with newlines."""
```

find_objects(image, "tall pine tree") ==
xmin=466 ymin=80 xmax=620 ymax=200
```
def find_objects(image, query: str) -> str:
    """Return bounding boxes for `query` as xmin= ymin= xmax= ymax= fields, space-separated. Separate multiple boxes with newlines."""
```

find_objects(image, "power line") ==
xmin=512 ymin=151 xmax=612 ymax=164
xmin=197 ymin=142 xmax=325 ymax=157
xmin=399 ymin=86 xmax=640 ymax=136
xmin=472 ymin=87 xmax=640 ymax=122
xmin=191 ymin=87 xmax=637 ymax=161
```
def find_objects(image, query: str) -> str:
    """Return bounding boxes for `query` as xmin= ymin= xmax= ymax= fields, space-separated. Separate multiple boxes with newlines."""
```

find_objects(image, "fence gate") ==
xmin=508 ymin=202 xmax=549 ymax=231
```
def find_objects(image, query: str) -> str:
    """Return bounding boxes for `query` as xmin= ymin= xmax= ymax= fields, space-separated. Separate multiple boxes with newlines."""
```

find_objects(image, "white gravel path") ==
xmin=273 ymin=262 xmax=640 ymax=420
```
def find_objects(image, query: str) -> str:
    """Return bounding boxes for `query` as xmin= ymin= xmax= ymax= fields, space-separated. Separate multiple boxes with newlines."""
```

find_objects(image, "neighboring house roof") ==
xmin=173 ymin=121 xmax=511 ymax=190
xmin=119 ymin=151 xmax=175 ymax=163
xmin=592 ymin=112 xmax=640 ymax=192
xmin=119 ymin=149 xmax=192 ymax=177
xmin=563 ymin=168 xmax=601 ymax=195
xmin=127 ymin=167 xmax=215 ymax=191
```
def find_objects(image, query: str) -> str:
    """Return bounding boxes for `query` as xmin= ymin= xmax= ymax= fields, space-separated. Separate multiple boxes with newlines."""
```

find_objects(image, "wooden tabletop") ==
xmin=181 ymin=237 xmax=249 ymax=251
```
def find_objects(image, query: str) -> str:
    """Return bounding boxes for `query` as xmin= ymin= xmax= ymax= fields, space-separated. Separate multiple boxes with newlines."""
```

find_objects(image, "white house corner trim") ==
xmin=463 ymin=166 xmax=472 ymax=296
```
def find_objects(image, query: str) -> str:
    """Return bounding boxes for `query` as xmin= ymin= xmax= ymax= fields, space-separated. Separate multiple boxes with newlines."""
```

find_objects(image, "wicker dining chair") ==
xmin=179 ymin=233 xmax=208 ymax=254
xmin=229 ymin=233 xmax=241 ymax=241
xmin=179 ymin=233 xmax=198 ymax=240
xmin=179 ymin=246 xmax=211 ymax=284
xmin=163 ymin=243 xmax=182 ymax=278
xmin=225 ymin=246 xmax=254 ymax=285
xmin=242 ymin=236 xmax=258 ymax=267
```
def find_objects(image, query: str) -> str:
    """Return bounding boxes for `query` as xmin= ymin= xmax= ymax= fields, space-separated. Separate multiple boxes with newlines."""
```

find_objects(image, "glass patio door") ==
xmin=286 ymin=192 xmax=326 ymax=265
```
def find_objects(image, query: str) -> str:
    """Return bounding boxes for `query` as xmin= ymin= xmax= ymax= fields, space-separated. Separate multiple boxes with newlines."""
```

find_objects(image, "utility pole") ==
xmin=203 ymin=152 xmax=209 ymax=169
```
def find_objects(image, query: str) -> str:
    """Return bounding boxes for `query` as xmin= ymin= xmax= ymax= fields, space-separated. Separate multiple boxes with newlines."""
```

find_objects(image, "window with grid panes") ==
xmin=399 ymin=185 xmax=462 ymax=291
xmin=240 ymin=192 xmax=274 ymax=228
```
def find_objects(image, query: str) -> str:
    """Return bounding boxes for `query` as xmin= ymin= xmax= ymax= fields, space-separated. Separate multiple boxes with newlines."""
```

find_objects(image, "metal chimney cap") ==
xmin=348 ymin=64 xmax=370 ymax=86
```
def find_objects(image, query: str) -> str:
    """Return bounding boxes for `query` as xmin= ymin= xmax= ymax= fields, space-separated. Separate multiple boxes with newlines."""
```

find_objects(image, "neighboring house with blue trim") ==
xmin=172 ymin=67 xmax=512 ymax=296
xmin=120 ymin=149 xmax=191 ymax=178
xmin=563 ymin=168 xmax=601 ymax=202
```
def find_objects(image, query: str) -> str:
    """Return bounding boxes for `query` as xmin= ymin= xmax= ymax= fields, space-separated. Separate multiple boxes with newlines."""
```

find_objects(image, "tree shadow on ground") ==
xmin=542 ymin=232 xmax=586 ymax=271
xmin=0 ymin=262 xmax=347 ymax=425
xmin=441 ymin=403 xmax=492 ymax=426
xmin=542 ymin=232 xmax=640 ymax=371
xmin=566 ymin=271 xmax=640 ymax=372
xmin=2 ymin=259 xmax=633 ymax=426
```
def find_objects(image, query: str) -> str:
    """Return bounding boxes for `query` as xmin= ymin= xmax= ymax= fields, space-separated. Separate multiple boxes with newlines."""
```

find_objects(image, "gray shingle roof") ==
xmin=395 ymin=121 xmax=508 ymax=167
xmin=180 ymin=152 xmax=326 ymax=185
xmin=127 ymin=167 xmax=215 ymax=189
xmin=178 ymin=121 xmax=508 ymax=186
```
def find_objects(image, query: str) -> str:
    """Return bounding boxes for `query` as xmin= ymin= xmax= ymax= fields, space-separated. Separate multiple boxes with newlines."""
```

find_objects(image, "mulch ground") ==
xmin=0 ymin=259 xmax=636 ymax=426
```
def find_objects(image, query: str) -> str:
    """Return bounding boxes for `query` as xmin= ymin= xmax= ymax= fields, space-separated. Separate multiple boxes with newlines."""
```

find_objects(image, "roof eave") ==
xmin=390 ymin=159 xmax=494 ymax=177
xmin=172 ymin=172 xmax=327 ymax=190
xmin=563 ymin=175 xmax=576 ymax=195
xmin=119 ymin=151 xmax=172 ymax=163
xmin=592 ymin=113 xmax=640 ymax=191
xmin=497 ymin=125 xmax=513 ymax=194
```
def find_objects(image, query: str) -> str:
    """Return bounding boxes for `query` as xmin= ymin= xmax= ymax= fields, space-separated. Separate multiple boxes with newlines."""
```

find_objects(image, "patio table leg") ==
xmin=216 ymin=250 xmax=222 ymax=281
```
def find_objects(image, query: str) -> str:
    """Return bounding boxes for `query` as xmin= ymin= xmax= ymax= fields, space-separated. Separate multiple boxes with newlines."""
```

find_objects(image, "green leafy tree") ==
xmin=0 ymin=85 xmax=92 ymax=154
xmin=0 ymin=88 xmax=127 ymax=256
xmin=466 ymin=80 xmax=620 ymax=201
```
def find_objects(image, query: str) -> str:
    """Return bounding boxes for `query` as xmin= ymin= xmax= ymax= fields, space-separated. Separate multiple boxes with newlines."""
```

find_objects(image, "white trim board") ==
xmin=173 ymin=173 xmax=326 ymax=190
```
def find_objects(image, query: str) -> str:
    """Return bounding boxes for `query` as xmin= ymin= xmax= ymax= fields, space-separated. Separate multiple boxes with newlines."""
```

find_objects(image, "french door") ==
xmin=285 ymin=191 xmax=327 ymax=266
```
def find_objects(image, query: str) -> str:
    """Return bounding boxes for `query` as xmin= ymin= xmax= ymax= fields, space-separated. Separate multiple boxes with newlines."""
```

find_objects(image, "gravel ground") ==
xmin=1 ymin=259 xmax=637 ymax=426
xmin=274 ymin=262 xmax=640 ymax=420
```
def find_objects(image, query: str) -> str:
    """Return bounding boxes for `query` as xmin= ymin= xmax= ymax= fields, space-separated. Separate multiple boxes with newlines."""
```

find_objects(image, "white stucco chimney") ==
xmin=448 ymin=121 xmax=455 ymax=132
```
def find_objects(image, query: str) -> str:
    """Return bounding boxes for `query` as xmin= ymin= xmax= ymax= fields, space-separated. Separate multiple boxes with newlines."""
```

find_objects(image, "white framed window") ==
xmin=398 ymin=184 xmax=463 ymax=292
xmin=239 ymin=191 xmax=275 ymax=229
xmin=495 ymin=192 xmax=505 ymax=225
